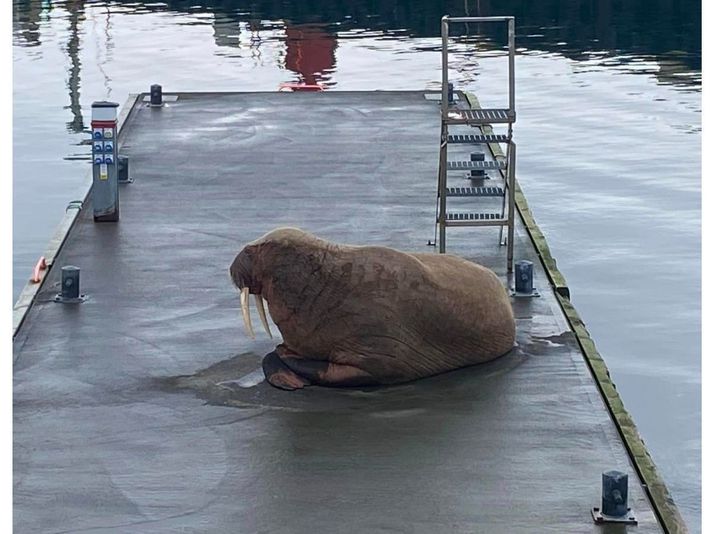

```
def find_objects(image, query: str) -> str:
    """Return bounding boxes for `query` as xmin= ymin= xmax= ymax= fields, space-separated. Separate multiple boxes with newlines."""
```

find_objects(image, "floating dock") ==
xmin=13 ymin=91 xmax=685 ymax=533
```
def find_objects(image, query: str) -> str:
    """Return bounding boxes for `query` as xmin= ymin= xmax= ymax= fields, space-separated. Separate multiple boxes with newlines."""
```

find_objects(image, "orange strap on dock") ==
xmin=30 ymin=256 xmax=47 ymax=283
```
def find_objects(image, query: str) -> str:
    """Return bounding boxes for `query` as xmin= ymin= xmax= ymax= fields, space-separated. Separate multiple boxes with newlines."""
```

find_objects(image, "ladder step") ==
xmin=444 ymin=108 xmax=515 ymax=125
xmin=444 ymin=212 xmax=508 ymax=226
xmin=448 ymin=134 xmax=509 ymax=144
xmin=446 ymin=186 xmax=504 ymax=197
xmin=446 ymin=212 xmax=502 ymax=221
xmin=447 ymin=160 xmax=506 ymax=171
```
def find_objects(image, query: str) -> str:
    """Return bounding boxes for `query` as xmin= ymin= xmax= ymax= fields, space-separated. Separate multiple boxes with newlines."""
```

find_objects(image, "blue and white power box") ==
xmin=91 ymin=101 xmax=120 ymax=221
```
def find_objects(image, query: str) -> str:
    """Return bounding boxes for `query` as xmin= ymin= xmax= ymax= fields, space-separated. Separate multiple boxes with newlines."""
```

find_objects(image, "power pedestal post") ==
xmin=91 ymin=101 xmax=120 ymax=222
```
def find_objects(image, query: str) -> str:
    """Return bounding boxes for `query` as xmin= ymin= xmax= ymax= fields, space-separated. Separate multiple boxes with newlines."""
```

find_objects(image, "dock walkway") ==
xmin=14 ymin=91 xmax=666 ymax=532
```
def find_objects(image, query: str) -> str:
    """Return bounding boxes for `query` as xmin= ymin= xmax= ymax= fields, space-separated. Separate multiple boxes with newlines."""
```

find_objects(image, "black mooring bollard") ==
xmin=601 ymin=471 xmax=628 ymax=518
xmin=54 ymin=265 xmax=86 ymax=303
xmin=592 ymin=470 xmax=636 ymax=524
xmin=150 ymin=84 xmax=163 ymax=106
xmin=515 ymin=260 xmax=534 ymax=294
xmin=470 ymin=152 xmax=485 ymax=178
xmin=61 ymin=266 xmax=80 ymax=300
xmin=118 ymin=155 xmax=130 ymax=183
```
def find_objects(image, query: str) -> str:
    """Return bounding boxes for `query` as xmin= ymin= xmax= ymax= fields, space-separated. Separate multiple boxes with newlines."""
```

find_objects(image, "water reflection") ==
xmin=12 ymin=0 xmax=44 ymax=48
xmin=64 ymin=0 xmax=85 ymax=133
xmin=212 ymin=15 xmax=241 ymax=49
xmin=91 ymin=3 xmax=115 ymax=100
xmin=284 ymin=25 xmax=337 ymax=86
xmin=13 ymin=0 xmax=701 ymax=90
xmin=180 ymin=0 xmax=702 ymax=87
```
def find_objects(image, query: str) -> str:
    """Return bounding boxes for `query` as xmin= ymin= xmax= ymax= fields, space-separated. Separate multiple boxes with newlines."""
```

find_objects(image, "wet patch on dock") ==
xmin=158 ymin=341 xmax=532 ymax=414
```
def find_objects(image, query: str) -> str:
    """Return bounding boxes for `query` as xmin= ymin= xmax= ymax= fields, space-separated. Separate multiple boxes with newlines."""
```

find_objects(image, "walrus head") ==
xmin=229 ymin=228 xmax=325 ymax=340
xmin=229 ymin=235 xmax=270 ymax=340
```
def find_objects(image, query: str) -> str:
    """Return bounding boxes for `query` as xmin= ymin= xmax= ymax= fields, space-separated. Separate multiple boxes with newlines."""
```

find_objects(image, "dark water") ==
xmin=13 ymin=0 xmax=701 ymax=530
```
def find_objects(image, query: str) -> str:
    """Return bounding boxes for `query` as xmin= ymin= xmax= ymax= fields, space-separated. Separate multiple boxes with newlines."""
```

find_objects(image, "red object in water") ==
xmin=278 ymin=82 xmax=324 ymax=92
xmin=31 ymin=256 xmax=47 ymax=283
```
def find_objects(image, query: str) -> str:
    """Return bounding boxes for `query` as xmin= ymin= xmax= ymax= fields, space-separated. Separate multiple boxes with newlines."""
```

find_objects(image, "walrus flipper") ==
xmin=281 ymin=356 xmax=377 ymax=387
xmin=262 ymin=351 xmax=312 ymax=391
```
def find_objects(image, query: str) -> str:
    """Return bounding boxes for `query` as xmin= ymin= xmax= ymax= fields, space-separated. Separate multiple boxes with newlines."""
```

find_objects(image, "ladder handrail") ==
xmin=437 ymin=15 xmax=517 ymax=272
xmin=507 ymin=142 xmax=516 ymax=272
xmin=440 ymin=15 xmax=515 ymax=117
xmin=446 ymin=16 xmax=513 ymax=23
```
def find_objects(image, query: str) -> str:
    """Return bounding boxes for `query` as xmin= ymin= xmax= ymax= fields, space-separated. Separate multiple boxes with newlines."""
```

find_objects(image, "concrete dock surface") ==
xmin=14 ymin=92 xmax=665 ymax=533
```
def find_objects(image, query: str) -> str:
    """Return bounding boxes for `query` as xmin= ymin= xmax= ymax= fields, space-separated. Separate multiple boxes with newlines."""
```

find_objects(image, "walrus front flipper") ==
xmin=281 ymin=357 xmax=377 ymax=387
xmin=262 ymin=351 xmax=312 ymax=391
xmin=265 ymin=344 xmax=376 ymax=389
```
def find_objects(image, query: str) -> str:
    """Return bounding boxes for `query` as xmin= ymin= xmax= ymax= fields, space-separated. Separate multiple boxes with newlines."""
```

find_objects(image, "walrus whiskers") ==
xmin=254 ymin=294 xmax=273 ymax=338
xmin=240 ymin=287 xmax=255 ymax=339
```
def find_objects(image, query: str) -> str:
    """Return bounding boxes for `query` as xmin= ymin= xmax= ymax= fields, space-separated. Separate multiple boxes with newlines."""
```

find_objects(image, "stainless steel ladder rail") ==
xmin=436 ymin=15 xmax=516 ymax=272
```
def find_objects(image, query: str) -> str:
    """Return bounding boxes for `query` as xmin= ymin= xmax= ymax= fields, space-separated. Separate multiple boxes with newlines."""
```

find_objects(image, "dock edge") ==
xmin=12 ymin=94 xmax=142 ymax=339
xmin=463 ymin=93 xmax=688 ymax=533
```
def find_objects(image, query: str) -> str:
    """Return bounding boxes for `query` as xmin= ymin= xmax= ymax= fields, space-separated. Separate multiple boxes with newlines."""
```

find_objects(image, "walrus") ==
xmin=229 ymin=228 xmax=515 ymax=390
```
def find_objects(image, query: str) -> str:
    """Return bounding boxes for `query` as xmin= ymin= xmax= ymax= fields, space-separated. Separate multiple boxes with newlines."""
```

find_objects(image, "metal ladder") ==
xmin=435 ymin=16 xmax=517 ymax=273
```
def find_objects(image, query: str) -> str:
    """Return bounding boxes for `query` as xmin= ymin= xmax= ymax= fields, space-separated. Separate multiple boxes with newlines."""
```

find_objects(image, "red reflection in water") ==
xmin=284 ymin=24 xmax=337 ymax=86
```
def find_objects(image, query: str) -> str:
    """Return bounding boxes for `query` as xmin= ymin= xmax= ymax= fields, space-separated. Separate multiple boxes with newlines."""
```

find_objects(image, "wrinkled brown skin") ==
xmin=230 ymin=228 xmax=515 ymax=389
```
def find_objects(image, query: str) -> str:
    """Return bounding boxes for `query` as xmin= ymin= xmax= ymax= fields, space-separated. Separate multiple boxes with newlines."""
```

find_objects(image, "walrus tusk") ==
xmin=254 ymin=293 xmax=273 ymax=338
xmin=240 ymin=287 xmax=255 ymax=339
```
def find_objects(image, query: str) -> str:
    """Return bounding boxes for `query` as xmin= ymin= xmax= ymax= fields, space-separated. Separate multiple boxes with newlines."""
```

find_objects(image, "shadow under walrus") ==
xmin=156 ymin=326 xmax=575 ymax=415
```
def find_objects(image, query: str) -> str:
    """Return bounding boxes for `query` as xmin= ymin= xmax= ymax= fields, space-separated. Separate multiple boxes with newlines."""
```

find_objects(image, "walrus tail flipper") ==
xmin=262 ymin=351 xmax=312 ymax=391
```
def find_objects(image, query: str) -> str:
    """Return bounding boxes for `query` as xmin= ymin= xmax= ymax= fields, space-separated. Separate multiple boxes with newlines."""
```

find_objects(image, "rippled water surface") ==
xmin=13 ymin=0 xmax=701 ymax=530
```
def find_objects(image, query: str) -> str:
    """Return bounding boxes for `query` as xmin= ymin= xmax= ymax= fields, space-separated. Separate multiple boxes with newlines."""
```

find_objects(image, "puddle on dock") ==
xmin=159 ymin=328 xmax=572 ymax=414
